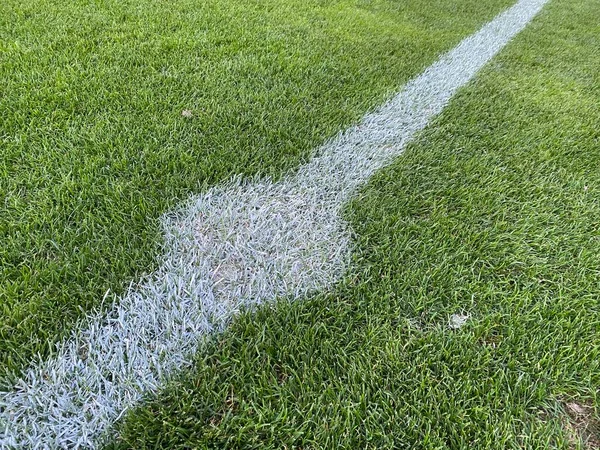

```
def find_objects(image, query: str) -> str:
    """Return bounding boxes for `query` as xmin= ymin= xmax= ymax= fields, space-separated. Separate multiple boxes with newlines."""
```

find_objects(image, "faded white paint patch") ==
xmin=0 ymin=0 xmax=549 ymax=447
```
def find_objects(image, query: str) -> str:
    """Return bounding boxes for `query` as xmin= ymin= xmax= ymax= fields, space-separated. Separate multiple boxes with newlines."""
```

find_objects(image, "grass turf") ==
xmin=0 ymin=0 xmax=512 ymax=377
xmin=109 ymin=0 xmax=600 ymax=447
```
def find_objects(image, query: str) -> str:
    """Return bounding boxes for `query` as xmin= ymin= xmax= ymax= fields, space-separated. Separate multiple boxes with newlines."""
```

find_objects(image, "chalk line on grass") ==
xmin=0 ymin=0 xmax=549 ymax=447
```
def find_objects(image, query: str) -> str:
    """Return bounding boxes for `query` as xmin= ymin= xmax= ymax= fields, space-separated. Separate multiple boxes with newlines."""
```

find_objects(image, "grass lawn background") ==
xmin=0 ymin=0 xmax=512 ymax=377
xmin=110 ymin=0 xmax=600 ymax=447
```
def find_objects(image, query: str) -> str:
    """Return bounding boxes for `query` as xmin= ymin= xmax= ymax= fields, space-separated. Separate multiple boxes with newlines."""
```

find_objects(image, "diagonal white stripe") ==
xmin=0 ymin=0 xmax=549 ymax=447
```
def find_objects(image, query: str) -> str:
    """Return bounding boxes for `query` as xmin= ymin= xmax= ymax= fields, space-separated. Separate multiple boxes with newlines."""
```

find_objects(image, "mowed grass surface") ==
xmin=111 ymin=0 xmax=600 ymax=448
xmin=0 ymin=0 xmax=512 ymax=376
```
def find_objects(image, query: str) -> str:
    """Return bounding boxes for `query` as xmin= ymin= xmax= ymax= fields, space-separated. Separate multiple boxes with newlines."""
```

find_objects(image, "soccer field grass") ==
xmin=110 ymin=0 xmax=599 ymax=447
xmin=0 ymin=0 xmax=512 ymax=377
xmin=1 ymin=0 xmax=599 ymax=447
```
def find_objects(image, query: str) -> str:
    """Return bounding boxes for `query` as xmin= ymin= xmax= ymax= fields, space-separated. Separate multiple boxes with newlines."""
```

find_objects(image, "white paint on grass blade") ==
xmin=0 ymin=0 xmax=549 ymax=447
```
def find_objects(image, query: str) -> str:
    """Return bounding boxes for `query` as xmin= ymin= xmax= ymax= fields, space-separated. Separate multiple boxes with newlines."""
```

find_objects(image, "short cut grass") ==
xmin=0 ymin=0 xmax=512 ymax=376
xmin=110 ymin=0 xmax=600 ymax=447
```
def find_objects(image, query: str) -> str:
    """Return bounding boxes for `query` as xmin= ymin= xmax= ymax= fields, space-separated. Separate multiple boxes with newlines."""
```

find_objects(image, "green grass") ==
xmin=110 ymin=0 xmax=600 ymax=447
xmin=0 ymin=0 xmax=512 ymax=376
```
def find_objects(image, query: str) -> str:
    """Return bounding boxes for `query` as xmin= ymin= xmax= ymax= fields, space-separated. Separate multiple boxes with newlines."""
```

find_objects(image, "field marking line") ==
xmin=0 ymin=0 xmax=549 ymax=447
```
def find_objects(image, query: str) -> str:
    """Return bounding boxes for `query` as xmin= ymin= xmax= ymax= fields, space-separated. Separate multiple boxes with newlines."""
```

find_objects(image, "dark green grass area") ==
xmin=0 ymin=0 xmax=512 ymax=375
xmin=111 ymin=0 xmax=600 ymax=448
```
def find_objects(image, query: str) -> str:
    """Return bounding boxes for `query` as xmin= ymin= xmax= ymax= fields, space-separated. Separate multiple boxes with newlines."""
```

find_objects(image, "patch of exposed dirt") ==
xmin=562 ymin=400 xmax=600 ymax=449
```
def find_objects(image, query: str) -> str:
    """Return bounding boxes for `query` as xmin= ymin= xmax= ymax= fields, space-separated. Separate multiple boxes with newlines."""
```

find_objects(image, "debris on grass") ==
xmin=448 ymin=313 xmax=470 ymax=330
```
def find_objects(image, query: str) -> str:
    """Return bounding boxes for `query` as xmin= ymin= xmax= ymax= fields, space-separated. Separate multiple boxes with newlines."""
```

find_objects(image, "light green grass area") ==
xmin=0 ymin=0 xmax=512 ymax=376
xmin=110 ymin=0 xmax=600 ymax=447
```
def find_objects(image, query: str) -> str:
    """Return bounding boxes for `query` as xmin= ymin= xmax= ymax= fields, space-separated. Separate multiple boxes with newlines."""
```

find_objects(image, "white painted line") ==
xmin=0 ymin=0 xmax=549 ymax=447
